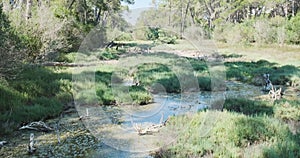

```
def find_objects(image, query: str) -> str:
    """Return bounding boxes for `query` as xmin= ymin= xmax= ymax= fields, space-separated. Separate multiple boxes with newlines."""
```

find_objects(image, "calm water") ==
xmin=78 ymin=81 xmax=263 ymax=157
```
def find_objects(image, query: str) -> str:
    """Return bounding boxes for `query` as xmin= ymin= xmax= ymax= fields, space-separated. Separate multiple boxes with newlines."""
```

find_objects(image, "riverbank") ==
xmin=0 ymin=104 xmax=98 ymax=158
xmin=1 ymin=42 xmax=299 ymax=157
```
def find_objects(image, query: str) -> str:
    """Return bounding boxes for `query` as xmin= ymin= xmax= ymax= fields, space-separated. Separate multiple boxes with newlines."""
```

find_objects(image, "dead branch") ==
xmin=132 ymin=113 xmax=169 ymax=135
xmin=269 ymin=85 xmax=282 ymax=100
xmin=40 ymin=62 xmax=96 ymax=67
xmin=0 ymin=141 xmax=7 ymax=148
xmin=79 ymin=108 xmax=90 ymax=120
xmin=19 ymin=121 xmax=54 ymax=132
xmin=28 ymin=133 xmax=36 ymax=154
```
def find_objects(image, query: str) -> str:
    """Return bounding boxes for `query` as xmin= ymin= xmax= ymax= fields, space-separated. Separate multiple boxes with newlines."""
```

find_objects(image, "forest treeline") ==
xmin=1 ymin=0 xmax=300 ymax=79
xmin=137 ymin=0 xmax=300 ymax=45
xmin=0 ymin=0 xmax=134 ymax=79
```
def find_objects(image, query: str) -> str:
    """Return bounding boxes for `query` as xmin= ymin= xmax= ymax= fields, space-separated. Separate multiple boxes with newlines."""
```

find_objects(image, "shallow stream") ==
xmin=74 ymin=81 xmax=264 ymax=157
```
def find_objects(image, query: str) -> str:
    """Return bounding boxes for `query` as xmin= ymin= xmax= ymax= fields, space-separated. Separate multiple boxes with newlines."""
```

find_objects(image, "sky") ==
xmin=126 ymin=0 xmax=153 ymax=9
xmin=122 ymin=0 xmax=155 ymax=25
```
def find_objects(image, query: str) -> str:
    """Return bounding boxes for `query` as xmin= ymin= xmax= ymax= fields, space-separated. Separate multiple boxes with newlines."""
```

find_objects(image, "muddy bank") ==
xmin=0 ymin=109 xmax=98 ymax=158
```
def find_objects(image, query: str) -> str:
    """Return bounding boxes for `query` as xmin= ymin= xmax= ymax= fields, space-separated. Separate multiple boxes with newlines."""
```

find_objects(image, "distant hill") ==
xmin=122 ymin=7 xmax=153 ymax=25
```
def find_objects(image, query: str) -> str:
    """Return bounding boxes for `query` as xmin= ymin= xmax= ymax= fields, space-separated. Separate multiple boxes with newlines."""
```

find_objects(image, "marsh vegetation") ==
xmin=1 ymin=0 xmax=300 ymax=157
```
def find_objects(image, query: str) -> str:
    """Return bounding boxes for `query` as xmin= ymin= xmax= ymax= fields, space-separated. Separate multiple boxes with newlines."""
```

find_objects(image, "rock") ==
xmin=0 ymin=141 xmax=7 ymax=147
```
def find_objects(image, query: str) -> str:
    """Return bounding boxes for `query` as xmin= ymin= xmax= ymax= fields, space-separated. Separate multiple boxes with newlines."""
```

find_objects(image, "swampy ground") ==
xmin=1 ymin=41 xmax=299 ymax=158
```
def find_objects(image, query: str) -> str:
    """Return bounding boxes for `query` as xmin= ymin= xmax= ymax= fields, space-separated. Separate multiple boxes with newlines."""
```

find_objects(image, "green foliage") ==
xmin=225 ymin=60 xmax=300 ymax=86
xmin=146 ymin=27 xmax=177 ymax=44
xmin=0 ymin=66 xmax=71 ymax=135
xmin=156 ymin=111 xmax=300 ymax=157
xmin=286 ymin=13 xmax=300 ymax=44
xmin=224 ymin=98 xmax=273 ymax=116
xmin=0 ymin=84 xmax=24 ymax=112
xmin=136 ymin=63 xmax=180 ymax=93
xmin=96 ymin=49 xmax=121 ymax=60
xmin=0 ymin=7 xmax=24 ymax=78
xmin=274 ymin=100 xmax=300 ymax=121
xmin=129 ymin=86 xmax=153 ymax=105
xmin=115 ymin=32 xmax=134 ymax=41
xmin=93 ymin=70 xmax=153 ymax=105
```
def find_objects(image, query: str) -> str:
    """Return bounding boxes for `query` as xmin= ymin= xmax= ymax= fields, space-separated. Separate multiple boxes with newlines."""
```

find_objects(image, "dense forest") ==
xmin=137 ymin=0 xmax=300 ymax=45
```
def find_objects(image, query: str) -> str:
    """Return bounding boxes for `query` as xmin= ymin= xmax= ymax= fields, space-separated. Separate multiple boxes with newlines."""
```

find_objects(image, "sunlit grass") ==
xmin=156 ymin=110 xmax=300 ymax=158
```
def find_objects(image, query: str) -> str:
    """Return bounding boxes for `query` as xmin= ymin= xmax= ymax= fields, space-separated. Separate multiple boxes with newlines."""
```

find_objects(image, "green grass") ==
xmin=72 ymin=65 xmax=154 ymax=106
xmin=155 ymin=111 xmax=300 ymax=158
xmin=224 ymin=98 xmax=273 ymax=116
xmin=274 ymin=100 xmax=300 ymax=122
xmin=218 ymin=43 xmax=300 ymax=67
xmin=0 ymin=66 xmax=72 ymax=135
xmin=225 ymin=60 xmax=300 ymax=86
xmin=0 ymin=51 xmax=79 ymax=135
xmin=133 ymin=54 xmax=211 ymax=93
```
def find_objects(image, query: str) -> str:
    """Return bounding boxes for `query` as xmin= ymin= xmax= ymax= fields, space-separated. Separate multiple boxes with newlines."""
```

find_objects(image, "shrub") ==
xmin=146 ymin=27 xmax=177 ymax=44
xmin=224 ymin=98 xmax=273 ymax=116
xmin=274 ymin=100 xmax=300 ymax=121
xmin=286 ymin=13 xmax=300 ymax=44
xmin=156 ymin=111 xmax=300 ymax=157
xmin=129 ymin=86 xmax=153 ymax=105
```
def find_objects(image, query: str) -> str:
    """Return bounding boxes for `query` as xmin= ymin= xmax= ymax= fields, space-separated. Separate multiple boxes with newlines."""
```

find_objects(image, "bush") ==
xmin=146 ymin=27 xmax=177 ymax=44
xmin=224 ymin=98 xmax=273 ymax=116
xmin=225 ymin=60 xmax=300 ymax=86
xmin=274 ymin=100 xmax=300 ymax=121
xmin=156 ymin=111 xmax=300 ymax=157
xmin=0 ymin=66 xmax=71 ymax=135
xmin=286 ymin=13 xmax=300 ymax=44
xmin=0 ymin=7 xmax=24 ymax=79
xmin=129 ymin=86 xmax=153 ymax=105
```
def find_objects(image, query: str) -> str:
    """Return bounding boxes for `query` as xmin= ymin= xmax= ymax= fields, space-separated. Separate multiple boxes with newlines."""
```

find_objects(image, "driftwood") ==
xmin=269 ymin=85 xmax=282 ymax=100
xmin=79 ymin=108 xmax=90 ymax=120
xmin=40 ymin=62 xmax=96 ymax=67
xmin=0 ymin=141 xmax=7 ymax=148
xmin=55 ymin=123 xmax=61 ymax=144
xmin=19 ymin=121 xmax=54 ymax=132
xmin=132 ymin=113 xmax=169 ymax=135
xmin=133 ymin=123 xmax=166 ymax=135
xmin=28 ymin=133 xmax=36 ymax=154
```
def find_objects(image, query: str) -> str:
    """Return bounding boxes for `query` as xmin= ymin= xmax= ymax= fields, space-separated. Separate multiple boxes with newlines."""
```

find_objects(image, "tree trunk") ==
xmin=68 ymin=0 xmax=76 ymax=9
xmin=169 ymin=0 xmax=172 ymax=26
xmin=182 ymin=0 xmax=191 ymax=33
xmin=180 ymin=0 xmax=184 ymax=38
xmin=95 ymin=8 xmax=102 ymax=25
xmin=25 ymin=0 xmax=32 ymax=20
xmin=292 ymin=0 xmax=295 ymax=17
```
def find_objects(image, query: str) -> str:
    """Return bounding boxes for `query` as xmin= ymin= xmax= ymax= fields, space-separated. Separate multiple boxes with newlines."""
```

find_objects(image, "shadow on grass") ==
xmin=222 ymin=53 xmax=244 ymax=59
xmin=225 ymin=59 xmax=300 ymax=86
xmin=132 ymin=52 xmax=210 ymax=92
xmin=73 ymin=70 xmax=152 ymax=105
xmin=0 ymin=66 xmax=73 ymax=135
xmin=223 ymin=98 xmax=273 ymax=116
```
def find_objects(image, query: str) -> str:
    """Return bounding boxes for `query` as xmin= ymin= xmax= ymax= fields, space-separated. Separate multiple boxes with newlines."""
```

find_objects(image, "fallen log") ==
xmin=133 ymin=123 xmax=165 ymax=135
xmin=19 ymin=121 xmax=54 ymax=132
xmin=40 ymin=62 xmax=96 ymax=67
xmin=132 ymin=113 xmax=169 ymax=135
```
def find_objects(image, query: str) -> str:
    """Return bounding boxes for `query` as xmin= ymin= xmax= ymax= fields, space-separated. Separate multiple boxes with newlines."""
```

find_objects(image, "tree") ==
xmin=0 ymin=6 xmax=24 ymax=79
